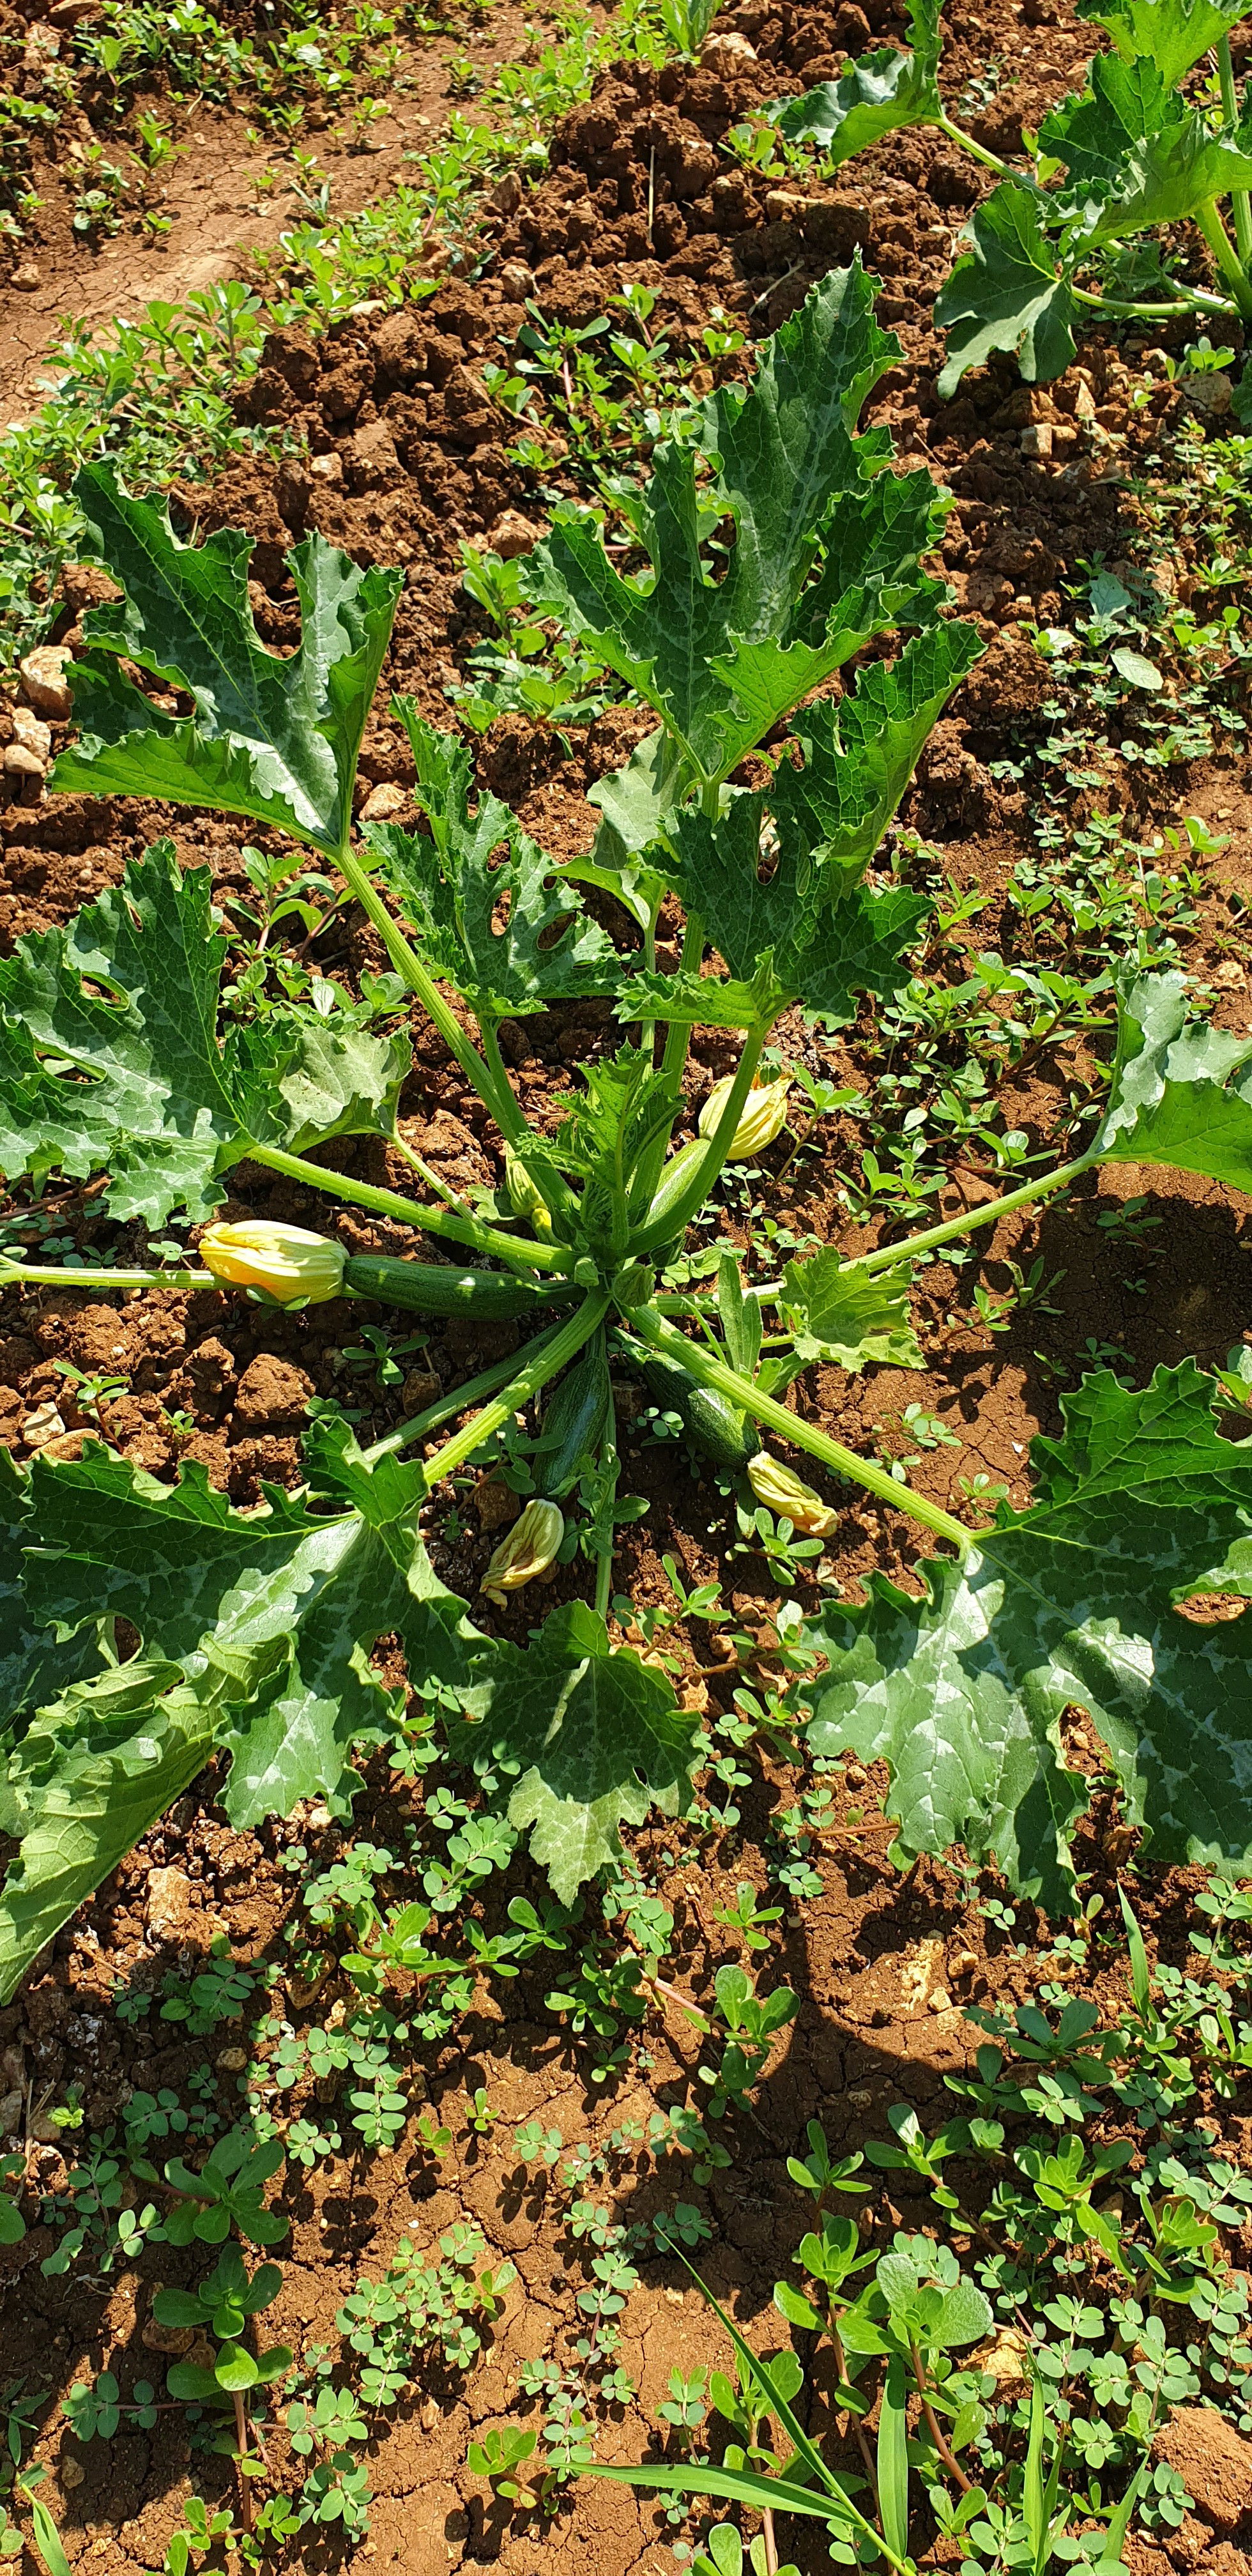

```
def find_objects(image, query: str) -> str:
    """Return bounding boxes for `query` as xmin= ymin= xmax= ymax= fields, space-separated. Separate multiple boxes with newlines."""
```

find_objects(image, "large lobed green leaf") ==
xmin=51 ymin=461 xmax=401 ymax=858
xmin=771 ymin=622 xmax=983 ymax=886
xmin=935 ymin=186 xmax=1078 ymax=395
xmin=367 ymin=705 xmax=625 ymax=1016
xmin=0 ymin=1661 xmax=217 ymax=2006
xmin=642 ymin=786 xmax=929 ymax=1029
xmin=770 ymin=0 xmax=943 ymax=165
xmin=781 ymin=1248 xmax=922 ymax=1371
xmin=0 ymin=1451 xmax=102 ymax=1731
xmin=938 ymin=59 xmax=1252 ymax=395
xmin=1076 ymin=0 xmax=1246 ymax=88
xmin=0 ymin=839 xmax=408 ymax=1224
xmin=798 ymin=1362 xmax=1252 ymax=1907
xmin=1096 ymin=966 xmax=1252 ymax=1189
xmin=447 ymin=1602 xmax=701 ymax=1901
xmin=523 ymin=266 xmax=950 ymax=786
xmin=19 ymin=1431 xmax=476 ymax=1828
xmin=0 ymin=1422 xmax=698 ymax=1993
xmin=620 ymin=624 xmax=983 ymax=1032
xmin=639 ymin=621 xmax=986 ymax=1029
xmin=1042 ymin=51 xmax=1252 ymax=248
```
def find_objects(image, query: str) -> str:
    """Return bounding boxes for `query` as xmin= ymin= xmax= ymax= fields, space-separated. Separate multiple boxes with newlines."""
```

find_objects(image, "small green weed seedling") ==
xmin=698 ymin=1967 xmax=799 ymax=2121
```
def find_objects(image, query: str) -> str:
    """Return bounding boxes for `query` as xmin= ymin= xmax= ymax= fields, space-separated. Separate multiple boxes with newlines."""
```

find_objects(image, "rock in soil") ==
xmin=1152 ymin=2408 xmax=1252 ymax=2534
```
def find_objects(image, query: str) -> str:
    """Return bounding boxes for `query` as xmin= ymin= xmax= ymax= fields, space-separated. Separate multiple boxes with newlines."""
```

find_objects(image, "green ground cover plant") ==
xmin=2 ymin=261 xmax=1252 ymax=2012
xmin=760 ymin=0 xmax=1252 ymax=401
xmin=20 ymin=1821 xmax=1252 ymax=2570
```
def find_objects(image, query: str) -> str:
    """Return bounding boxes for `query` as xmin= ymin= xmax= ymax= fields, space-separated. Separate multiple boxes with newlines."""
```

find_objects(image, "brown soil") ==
xmin=3 ymin=0 xmax=1252 ymax=2566
xmin=0 ymin=0 xmax=537 ymax=415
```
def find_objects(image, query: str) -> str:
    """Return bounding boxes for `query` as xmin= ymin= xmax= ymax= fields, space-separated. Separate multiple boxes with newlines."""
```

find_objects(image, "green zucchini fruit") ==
xmin=342 ymin=1254 xmax=569 ymax=1321
xmin=641 ymin=1350 xmax=758 ymax=1474
xmin=644 ymin=1133 xmax=706 ymax=1237
xmin=540 ymin=1331 xmax=613 ymax=1498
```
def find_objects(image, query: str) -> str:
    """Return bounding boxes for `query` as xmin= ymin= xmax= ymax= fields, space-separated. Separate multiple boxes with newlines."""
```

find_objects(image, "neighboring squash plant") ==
xmin=2 ymin=264 xmax=1252 ymax=2002
xmin=763 ymin=0 xmax=1252 ymax=398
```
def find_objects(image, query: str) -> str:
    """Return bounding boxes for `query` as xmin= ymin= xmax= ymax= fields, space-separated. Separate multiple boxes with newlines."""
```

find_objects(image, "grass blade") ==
xmin=1024 ymin=2379 xmax=1046 ymax=2576
xmin=19 ymin=2488 xmax=73 ymax=2576
xmin=1118 ymin=1887 xmax=1152 ymax=2018
xmin=577 ymin=2462 xmax=852 ymax=2521
xmin=877 ymin=2362 xmax=909 ymax=2564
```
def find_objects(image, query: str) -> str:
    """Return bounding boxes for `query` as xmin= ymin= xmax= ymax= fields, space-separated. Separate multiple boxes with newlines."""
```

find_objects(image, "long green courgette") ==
xmin=342 ymin=1255 xmax=570 ymax=1321
xmin=640 ymin=1348 xmax=758 ymax=1473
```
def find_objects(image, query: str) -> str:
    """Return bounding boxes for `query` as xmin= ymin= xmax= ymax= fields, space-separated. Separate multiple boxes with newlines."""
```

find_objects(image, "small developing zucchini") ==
xmin=342 ymin=1254 xmax=569 ymax=1322
xmin=640 ymin=1349 xmax=758 ymax=1475
xmin=539 ymin=1331 xmax=614 ymax=1498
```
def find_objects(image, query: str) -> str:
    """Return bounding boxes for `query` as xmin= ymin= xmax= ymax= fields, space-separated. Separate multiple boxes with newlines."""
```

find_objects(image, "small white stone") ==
xmin=146 ymin=1864 xmax=195 ymax=1939
xmin=360 ymin=780 xmax=407 ymax=822
xmin=21 ymin=1399 xmax=65 ymax=1448
xmin=19 ymin=643 xmax=73 ymax=719
xmin=11 ymin=705 xmax=51 ymax=762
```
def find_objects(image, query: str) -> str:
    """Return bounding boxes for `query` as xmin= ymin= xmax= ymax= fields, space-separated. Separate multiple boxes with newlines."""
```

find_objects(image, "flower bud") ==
xmin=747 ymin=1450 xmax=839 ymax=1537
xmin=505 ymin=1146 xmax=553 ymax=1236
xmin=698 ymin=1070 xmax=791 ymax=1162
xmin=198 ymin=1220 xmax=346 ymax=1307
xmin=481 ymin=1499 xmax=565 ymax=1605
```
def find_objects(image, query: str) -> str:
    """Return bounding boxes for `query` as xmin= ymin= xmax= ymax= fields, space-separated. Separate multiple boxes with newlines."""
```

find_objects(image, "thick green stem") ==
xmin=480 ymin=1018 xmax=579 ymax=1236
xmin=631 ymin=1028 xmax=767 ymax=1255
xmin=634 ymin=903 xmax=708 ymax=1208
xmin=0 ymin=1262 xmax=213 ymax=1294
xmin=1195 ymin=197 xmax=1252 ymax=319
xmin=628 ymin=1306 xmax=970 ymax=1552
xmin=246 ymin=1141 xmax=567 ymax=1272
xmin=1071 ymin=280 xmax=1235 ymax=319
xmin=841 ymin=1151 xmax=1095 ymax=1278
xmin=936 ymin=109 xmax=1015 ymax=178
xmin=363 ymin=1325 xmax=569 ymax=1462
xmin=1218 ymin=36 xmax=1252 ymax=266
xmin=335 ymin=843 xmax=517 ymax=1135
xmin=418 ymin=1291 xmax=610 ymax=1487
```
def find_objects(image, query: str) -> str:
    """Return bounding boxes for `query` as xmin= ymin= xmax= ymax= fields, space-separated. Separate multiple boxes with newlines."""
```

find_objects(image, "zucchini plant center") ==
xmin=1 ymin=260 xmax=1252 ymax=2016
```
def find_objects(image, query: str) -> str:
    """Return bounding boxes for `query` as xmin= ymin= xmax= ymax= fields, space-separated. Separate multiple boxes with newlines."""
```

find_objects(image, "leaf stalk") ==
xmin=632 ymin=1026 xmax=767 ymax=1255
xmin=626 ymin=1305 xmax=970 ymax=1551
xmin=935 ymin=109 xmax=1015 ymax=176
xmin=1218 ymin=35 xmax=1252 ymax=266
xmin=1193 ymin=195 xmax=1252 ymax=318
xmin=334 ymin=843 xmax=523 ymax=1138
xmin=416 ymin=1291 xmax=610 ymax=1489
xmin=245 ymin=1141 xmax=567 ymax=1273
xmin=843 ymin=1151 xmax=1096 ymax=1278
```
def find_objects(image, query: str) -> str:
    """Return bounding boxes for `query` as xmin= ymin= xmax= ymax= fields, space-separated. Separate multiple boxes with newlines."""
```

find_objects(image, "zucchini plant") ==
xmin=763 ymin=0 xmax=1252 ymax=399
xmin=1 ymin=263 xmax=1252 ymax=2003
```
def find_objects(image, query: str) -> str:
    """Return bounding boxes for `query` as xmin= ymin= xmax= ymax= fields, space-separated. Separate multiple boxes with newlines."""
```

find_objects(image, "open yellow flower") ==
xmin=198 ymin=1220 xmax=346 ymax=1307
xmin=698 ymin=1070 xmax=791 ymax=1162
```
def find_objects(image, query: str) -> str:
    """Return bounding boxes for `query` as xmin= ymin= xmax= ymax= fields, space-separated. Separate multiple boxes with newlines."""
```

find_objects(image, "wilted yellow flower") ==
xmin=481 ymin=1499 xmax=564 ymax=1604
xmin=198 ymin=1220 xmax=346 ymax=1307
xmin=747 ymin=1451 xmax=839 ymax=1537
xmin=505 ymin=1144 xmax=553 ymax=1235
xmin=698 ymin=1070 xmax=791 ymax=1162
